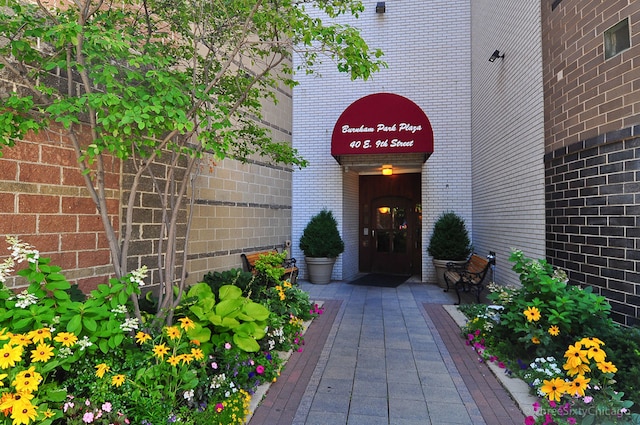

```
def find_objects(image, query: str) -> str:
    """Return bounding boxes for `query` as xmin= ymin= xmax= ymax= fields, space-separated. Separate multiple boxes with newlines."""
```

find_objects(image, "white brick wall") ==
xmin=292 ymin=0 xmax=473 ymax=282
xmin=470 ymin=0 xmax=546 ymax=285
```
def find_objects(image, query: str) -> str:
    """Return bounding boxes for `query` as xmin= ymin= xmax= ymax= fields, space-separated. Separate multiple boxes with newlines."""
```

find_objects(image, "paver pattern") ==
xmin=248 ymin=279 xmax=525 ymax=425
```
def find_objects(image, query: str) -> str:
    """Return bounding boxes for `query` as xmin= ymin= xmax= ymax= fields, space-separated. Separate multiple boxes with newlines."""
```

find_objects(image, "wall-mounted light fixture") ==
xmin=376 ymin=2 xmax=386 ymax=13
xmin=488 ymin=50 xmax=505 ymax=62
xmin=382 ymin=164 xmax=393 ymax=176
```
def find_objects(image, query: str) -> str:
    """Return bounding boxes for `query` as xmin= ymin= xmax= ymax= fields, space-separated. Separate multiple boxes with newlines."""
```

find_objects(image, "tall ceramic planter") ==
xmin=433 ymin=259 xmax=466 ymax=289
xmin=305 ymin=257 xmax=336 ymax=284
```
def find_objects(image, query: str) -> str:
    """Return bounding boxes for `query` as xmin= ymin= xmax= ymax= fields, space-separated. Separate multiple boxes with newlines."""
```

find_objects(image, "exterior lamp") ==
xmin=376 ymin=2 xmax=386 ymax=13
xmin=488 ymin=50 xmax=505 ymax=62
xmin=382 ymin=165 xmax=393 ymax=176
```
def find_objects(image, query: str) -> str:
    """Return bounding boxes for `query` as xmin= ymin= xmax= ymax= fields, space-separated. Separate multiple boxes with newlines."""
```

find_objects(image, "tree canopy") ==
xmin=0 ymin=0 xmax=385 ymax=324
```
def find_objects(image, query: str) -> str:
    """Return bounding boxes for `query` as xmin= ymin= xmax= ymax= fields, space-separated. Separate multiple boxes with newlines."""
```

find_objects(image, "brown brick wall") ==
xmin=0 ymin=125 xmax=120 ymax=292
xmin=543 ymin=0 xmax=640 ymax=154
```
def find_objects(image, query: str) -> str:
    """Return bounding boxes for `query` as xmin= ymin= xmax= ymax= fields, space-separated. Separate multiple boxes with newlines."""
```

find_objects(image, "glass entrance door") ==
xmin=371 ymin=197 xmax=413 ymax=275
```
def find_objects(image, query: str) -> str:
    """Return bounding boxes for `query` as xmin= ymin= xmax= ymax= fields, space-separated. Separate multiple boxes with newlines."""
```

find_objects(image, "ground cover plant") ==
xmin=459 ymin=250 xmax=640 ymax=425
xmin=0 ymin=237 xmax=321 ymax=424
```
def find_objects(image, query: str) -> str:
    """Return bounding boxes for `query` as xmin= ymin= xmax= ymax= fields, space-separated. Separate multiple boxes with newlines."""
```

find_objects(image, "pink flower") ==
xmin=525 ymin=416 xmax=536 ymax=425
xmin=83 ymin=412 xmax=95 ymax=423
xmin=102 ymin=402 xmax=112 ymax=412
xmin=297 ymin=347 xmax=303 ymax=352
xmin=225 ymin=342 xmax=232 ymax=349
xmin=85 ymin=399 xmax=91 ymax=406
xmin=567 ymin=418 xmax=577 ymax=425
xmin=582 ymin=396 xmax=593 ymax=404
xmin=498 ymin=362 xmax=506 ymax=368
xmin=532 ymin=402 xmax=540 ymax=412
xmin=549 ymin=400 xmax=556 ymax=408
xmin=211 ymin=362 xmax=218 ymax=369
xmin=256 ymin=365 xmax=265 ymax=375
xmin=215 ymin=403 xmax=224 ymax=413
xmin=63 ymin=402 xmax=74 ymax=412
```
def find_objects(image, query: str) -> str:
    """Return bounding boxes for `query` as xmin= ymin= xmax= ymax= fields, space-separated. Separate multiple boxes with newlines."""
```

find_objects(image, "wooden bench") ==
xmin=240 ymin=250 xmax=299 ymax=284
xmin=444 ymin=253 xmax=494 ymax=305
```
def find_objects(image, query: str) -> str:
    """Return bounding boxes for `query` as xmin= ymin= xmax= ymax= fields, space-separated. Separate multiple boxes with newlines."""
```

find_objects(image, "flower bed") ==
xmin=0 ymin=237 xmax=322 ymax=424
xmin=458 ymin=250 xmax=640 ymax=425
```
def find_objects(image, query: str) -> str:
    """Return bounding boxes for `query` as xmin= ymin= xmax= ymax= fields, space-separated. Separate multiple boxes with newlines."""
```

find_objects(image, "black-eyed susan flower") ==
xmin=586 ymin=345 xmax=606 ymax=363
xmin=523 ymin=306 xmax=541 ymax=322
xmin=165 ymin=326 xmax=181 ymax=341
xmin=567 ymin=375 xmax=590 ymax=397
xmin=178 ymin=317 xmax=195 ymax=331
xmin=580 ymin=337 xmax=604 ymax=348
xmin=27 ymin=328 xmax=52 ymax=344
xmin=53 ymin=332 xmax=78 ymax=347
xmin=12 ymin=367 xmax=42 ymax=393
xmin=152 ymin=343 xmax=170 ymax=360
xmin=0 ymin=391 xmax=34 ymax=414
xmin=167 ymin=355 xmax=180 ymax=367
xmin=531 ymin=336 xmax=541 ymax=344
xmin=95 ymin=363 xmax=110 ymax=378
xmin=564 ymin=343 xmax=588 ymax=368
xmin=9 ymin=397 xmax=37 ymax=425
xmin=111 ymin=374 xmax=126 ymax=387
xmin=9 ymin=334 xmax=31 ymax=348
xmin=0 ymin=344 xmax=23 ymax=369
xmin=540 ymin=377 xmax=567 ymax=402
xmin=178 ymin=353 xmax=194 ymax=365
xmin=596 ymin=361 xmax=618 ymax=374
xmin=30 ymin=343 xmax=54 ymax=363
xmin=563 ymin=361 xmax=590 ymax=376
xmin=548 ymin=325 xmax=560 ymax=336
xmin=135 ymin=331 xmax=151 ymax=345
xmin=191 ymin=347 xmax=204 ymax=361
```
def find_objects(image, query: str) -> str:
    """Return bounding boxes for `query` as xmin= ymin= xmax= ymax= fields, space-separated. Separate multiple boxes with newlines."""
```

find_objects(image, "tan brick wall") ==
xmin=543 ymin=0 xmax=640 ymax=153
xmin=0 ymin=125 xmax=121 ymax=292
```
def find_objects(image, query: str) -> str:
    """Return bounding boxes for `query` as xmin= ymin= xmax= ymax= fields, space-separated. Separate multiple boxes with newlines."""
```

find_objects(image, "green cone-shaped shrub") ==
xmin=427 ymin=211 xmax=472 ymax=260
xmin=299 ymin=209 xmax=345 ymax=258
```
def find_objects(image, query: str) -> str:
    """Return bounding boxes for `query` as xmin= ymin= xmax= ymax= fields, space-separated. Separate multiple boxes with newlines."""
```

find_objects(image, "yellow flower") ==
xmin=9 ymin=397 xmax=37 ymax=425
xmin=531 ymin=336 xmax=541 ymax=344
xmin=95 ymin=363 xmax=111 ymax=378
xmin=54 ymin=332 xmax=78 ymax=347
xmin=179 ymin=353 xmax=194 ymax=365
xmin=165 ymin=326 xmax=181 ymax=341
xmin=27 ymin=328 xmax=52 ymax=344
xmin=9 ymin=334 xmax=31 ymax=348
xmin=523 ymin=306 xmax=541 ymax=322
xmin=564 ymin=343 xmax=588 ymax=368
xmin=167 ymin=355 xmax=180 ymax=366
xmin=152 ymin=343 xmax=170 ymax=359
xmin=191 ymin=348 xmax=204 ymax=361
xmin=0 ymin=373 xmax=7 ymax=385
xmin=0 ymin=392 xmax=34 ymax=414
xmin=580 ymin=337 xmax=604 ymax=348
xmin=0 ymin=344 xmax=22 ymax=369
xmin=12 ymin=367 xmax=42 ymax=393
xmin=178 ymin=317 xmax=196 ymax=331
xmin=548 ymin=325 xmax=560 ymax=336
xmin=567 ymin=375 xmax=590 ymax=397
xmin=540 ymin=377 xmax=567 ymax=402
xmin=30 ymin=343 xmax=54 ymax=363
xmin=0 ymin=328 xmax=10 ymax=341
xmin=563 ymin=361 xmax=591 ymax=376
xmin=111 ymin=374 xmax=126 ymax=387
xmin=43 ymin=409 xmax=55 ymax=418
xmin=283 ymin=281 xmax=292 ymax=289
xmin=596 ymin=361 xmax=618 ymax=374
xmin=135 ymin=332 xmax=152 ymax=345
xmin=586 ymin=346 xmax=606 ymax=363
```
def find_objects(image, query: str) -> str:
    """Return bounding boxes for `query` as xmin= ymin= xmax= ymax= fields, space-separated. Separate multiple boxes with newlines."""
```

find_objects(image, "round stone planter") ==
xmin=432 ymin=259 xmax=466 ymax=289
xmin=305 ymin=257 xmax=336 ymax=284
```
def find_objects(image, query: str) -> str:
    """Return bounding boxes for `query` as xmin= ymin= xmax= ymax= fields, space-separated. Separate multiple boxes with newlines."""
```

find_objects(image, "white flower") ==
xmin=128 ymin=266 xmax=148 ymax=287
xmin=183 ymin=390 xmax=194 ymax=401
xmin=0 ymin=257 xmax=15 ymax=283
xmin=12 ymin=290 xmax=39 ymax=308
xmin=120 ymin=317 xmax=139 ymax=332
xmin=111 ymin=305 xmax=128 ymax=315
xmin=77 ymin=336 xmax=93 ymax=350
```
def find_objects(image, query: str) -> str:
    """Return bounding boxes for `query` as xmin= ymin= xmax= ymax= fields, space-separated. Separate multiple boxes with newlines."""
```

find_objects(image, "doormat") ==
xmin=347 ymin=273 xmax=410 ymax=288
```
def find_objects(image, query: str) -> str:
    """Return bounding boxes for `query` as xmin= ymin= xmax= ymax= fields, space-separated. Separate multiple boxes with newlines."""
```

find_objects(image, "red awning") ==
xmin=331 ymin=93 xmax=434 ymax=158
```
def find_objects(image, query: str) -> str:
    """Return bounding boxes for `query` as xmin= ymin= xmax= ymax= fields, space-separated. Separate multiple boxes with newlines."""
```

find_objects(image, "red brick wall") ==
xmin=0 ymin=125 xmax=121 ymax=292
xmin=542 ymin=0 xmax=640 ymax=153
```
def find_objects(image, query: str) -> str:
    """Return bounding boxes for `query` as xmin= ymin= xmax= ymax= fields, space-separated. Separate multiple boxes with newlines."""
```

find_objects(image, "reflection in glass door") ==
xmin=371 ymin=197 xmax=412 ymax=275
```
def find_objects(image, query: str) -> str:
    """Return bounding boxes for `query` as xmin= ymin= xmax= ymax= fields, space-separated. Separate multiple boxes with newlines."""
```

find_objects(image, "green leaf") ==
xmin=67 ymin=315 xmax=82 ymax=334
xmin=218 ymin=285 xmax=242 ymax=300
xmin=99 ymin=339 xmax=108 ymax=354
xmin=83 ymin=317 xmax=98 ymax=332
xmin=232 ymin=334 xmax=259 ymax=352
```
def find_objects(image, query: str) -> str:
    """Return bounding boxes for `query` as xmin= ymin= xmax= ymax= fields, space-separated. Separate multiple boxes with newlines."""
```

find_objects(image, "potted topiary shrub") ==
xmin=299 ymin=209 xmax=345 ymax=284
xmin=427 ymin=211 xmax=472 ymax=288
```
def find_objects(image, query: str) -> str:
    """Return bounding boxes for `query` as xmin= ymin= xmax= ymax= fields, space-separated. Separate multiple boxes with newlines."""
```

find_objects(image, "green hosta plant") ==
xmin=184 ymin=283 xmax=270 ymax=352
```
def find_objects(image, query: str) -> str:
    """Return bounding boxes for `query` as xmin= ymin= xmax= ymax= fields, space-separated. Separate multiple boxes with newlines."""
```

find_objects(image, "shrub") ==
xmin=427 ymin=211 xmax=472 ymax=260
xmin=299 ymin=210 xmax=345 ymax=258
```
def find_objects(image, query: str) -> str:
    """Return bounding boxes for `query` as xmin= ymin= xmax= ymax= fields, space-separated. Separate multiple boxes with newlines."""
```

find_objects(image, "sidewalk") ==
xmin=248 ymin=278 xmax=525 ymax=425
